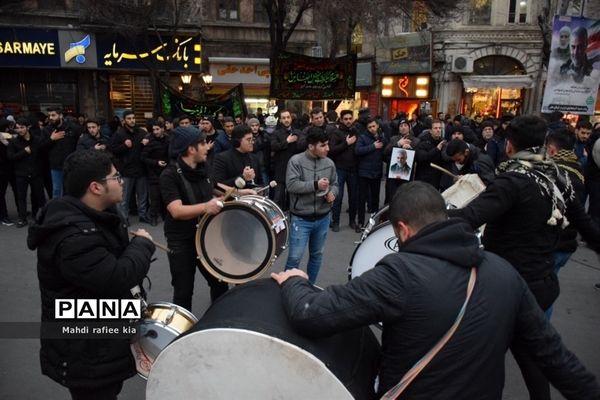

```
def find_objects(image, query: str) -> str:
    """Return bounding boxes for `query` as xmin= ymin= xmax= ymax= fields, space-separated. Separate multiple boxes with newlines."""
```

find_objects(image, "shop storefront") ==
xmin=459 ymin=56 xmax=532 ymax=118
xmin=0 ymin=27 xmax=202 ymax=124
xmin=379 ymin=74 xmax=435 ymax=120
xmin=208 ymin=57 xmax=270 ymax=115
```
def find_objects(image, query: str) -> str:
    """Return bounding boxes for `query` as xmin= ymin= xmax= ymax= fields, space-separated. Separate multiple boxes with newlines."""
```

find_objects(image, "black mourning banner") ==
xmin=270 ymin=51 xmax=357 ymax=100
xmin=161 ymin=83 xmax=248 ymax=119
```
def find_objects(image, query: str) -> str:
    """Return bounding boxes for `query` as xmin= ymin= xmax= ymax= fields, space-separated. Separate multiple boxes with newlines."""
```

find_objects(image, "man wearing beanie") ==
xmin=159 ymin=126 xmax=253 ymax=309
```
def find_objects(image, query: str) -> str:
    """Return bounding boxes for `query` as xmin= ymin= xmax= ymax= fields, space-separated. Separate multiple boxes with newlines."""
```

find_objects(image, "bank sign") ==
xmin=0 ymin=28 xmax=200 ymax=72
xmin=0 ymin=28 xmax=97 ymax=68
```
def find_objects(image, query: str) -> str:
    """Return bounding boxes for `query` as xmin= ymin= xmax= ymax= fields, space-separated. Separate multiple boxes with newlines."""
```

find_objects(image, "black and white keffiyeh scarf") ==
xmin=496 ymin=147 xmax=575 ymax=227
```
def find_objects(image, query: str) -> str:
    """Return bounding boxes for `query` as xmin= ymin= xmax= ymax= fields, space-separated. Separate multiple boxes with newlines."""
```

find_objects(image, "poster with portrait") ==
xmin=541 ymin=16 xmax=600 ymax=115
xmin=388 ymin=148 xmax=415 ymax=181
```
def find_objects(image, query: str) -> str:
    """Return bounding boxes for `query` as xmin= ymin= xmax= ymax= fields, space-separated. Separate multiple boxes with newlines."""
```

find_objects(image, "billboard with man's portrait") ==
xmin=541 ymin=16 xmax=600 ymax=115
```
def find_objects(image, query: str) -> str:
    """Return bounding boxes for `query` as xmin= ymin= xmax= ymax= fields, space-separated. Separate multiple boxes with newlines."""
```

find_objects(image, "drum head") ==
xmin=350 ymin=221 xmax=397 ymax=280
xmin=197 ymin=204 xmax=273 ymax=283
xmin=146 ymin=328 xmax=353 ymax=400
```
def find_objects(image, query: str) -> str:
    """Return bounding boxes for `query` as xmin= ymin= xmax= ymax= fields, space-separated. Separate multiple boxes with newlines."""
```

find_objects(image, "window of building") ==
xmin=468 ymin=0 xmax=492 ymax=25
xmin=218 ymin=0 xmax=239 ymax=20
xmin=254 ymin=0 xmax=268 ymax=23
xmin=474 ymin=55 xmax=526 ymax=75
xmin=508 ymin=0 xmax=528 ymax=23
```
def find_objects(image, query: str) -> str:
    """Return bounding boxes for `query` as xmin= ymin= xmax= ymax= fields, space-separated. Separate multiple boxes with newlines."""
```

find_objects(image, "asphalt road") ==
xmin=0 ymin=190 xmax=599 ymax=399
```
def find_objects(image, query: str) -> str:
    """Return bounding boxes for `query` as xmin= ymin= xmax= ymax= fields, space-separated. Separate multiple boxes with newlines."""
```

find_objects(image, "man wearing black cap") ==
xmin=160 ymin=126 xmax=253 ymax=309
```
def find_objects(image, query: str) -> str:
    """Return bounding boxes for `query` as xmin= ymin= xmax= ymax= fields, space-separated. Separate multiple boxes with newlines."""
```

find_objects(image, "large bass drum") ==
xmin=146 ymin=279 xmax=381 ymax=400
xmin=350 ymin=205 xmax=397 ymax=280
xmin=195 ymin=195 xmax=288 ymax=284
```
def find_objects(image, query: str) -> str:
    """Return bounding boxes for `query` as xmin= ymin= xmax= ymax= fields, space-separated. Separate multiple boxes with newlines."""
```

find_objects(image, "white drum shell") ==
xmin=146 ymin=328 xmax=353 ymax=400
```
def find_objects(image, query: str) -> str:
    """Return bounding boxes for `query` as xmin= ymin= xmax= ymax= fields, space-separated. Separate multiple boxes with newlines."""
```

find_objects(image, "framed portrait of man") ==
xmin=389 ymin=147 xmax=415 ymax=181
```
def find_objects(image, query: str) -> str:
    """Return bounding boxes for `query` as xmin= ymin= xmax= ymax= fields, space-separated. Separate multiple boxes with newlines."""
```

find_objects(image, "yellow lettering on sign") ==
xmin=0 ymin=41 xmax=56 ymax=55
xmin=391 ymin=48 xmax=408 ymax=60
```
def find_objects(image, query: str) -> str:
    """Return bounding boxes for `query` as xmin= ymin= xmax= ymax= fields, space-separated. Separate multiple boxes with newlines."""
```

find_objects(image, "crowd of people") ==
xmin=2 ymin=104 xmax=600 ymax=399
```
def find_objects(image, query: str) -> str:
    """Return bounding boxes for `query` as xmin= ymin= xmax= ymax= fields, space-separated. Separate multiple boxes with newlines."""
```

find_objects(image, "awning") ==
xmin=461 ymin=75 xmax=534 ymax=89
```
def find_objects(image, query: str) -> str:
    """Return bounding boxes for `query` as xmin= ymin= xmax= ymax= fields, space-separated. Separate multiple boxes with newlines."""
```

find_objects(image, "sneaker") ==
xmin=331 ymin=223 xmax=340 ymax=232
xmin=595 ymin=283 xmax=600 ymax=291
xmin=1 ymin=218 xmax=14 ymax=226
xmin=355 ymin=224 xmax=363 ymax=234
xmin=16 ymin=219 xmax=28 ymax=228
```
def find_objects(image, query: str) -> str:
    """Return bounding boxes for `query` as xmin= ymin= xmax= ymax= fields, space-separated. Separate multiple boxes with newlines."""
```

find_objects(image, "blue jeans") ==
xmin=119 ymin=176 xmax=148 ymax=220
xmin=50 ymin=169 xmax=63 ymax=198
xmin=545 ymin=251 xmax=573 ymax=319
xmin=285 ymin=214 xmax=330 ymax=284
xmin=331 ymin=168 xmax=358 ymax=225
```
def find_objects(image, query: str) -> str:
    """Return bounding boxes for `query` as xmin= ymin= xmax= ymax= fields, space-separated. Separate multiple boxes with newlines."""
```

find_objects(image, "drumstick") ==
xmin=129 ymin=231 xmax=172 ymax=254
xmin=430 ymin=163 xmax=459 ymax=180
xmin=222 ymin=187 xmax=237 ymax=201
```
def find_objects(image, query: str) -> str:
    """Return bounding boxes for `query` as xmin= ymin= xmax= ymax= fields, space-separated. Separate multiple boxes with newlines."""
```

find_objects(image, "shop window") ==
xmin=508 ymin=0 xmax=527 ymax=23
xmin=109 ymin=75 xmax=153 ymax=125
xmin=473 ymin=55 xmax=526 ymax=75
xmin=254 ymin=0 xmax=268 ymax=23
xmin=218 ymin=0 xmax=239 ymax=20
xmin=468 ymin=0 xmax=491 ymax=25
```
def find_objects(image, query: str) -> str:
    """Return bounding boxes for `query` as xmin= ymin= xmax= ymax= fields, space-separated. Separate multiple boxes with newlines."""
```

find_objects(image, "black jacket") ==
xmin=270 ymin=126 xmax=303 ymax=183
xmin=440 ymin=145 xmax=495 ymax=191
xmin=76 ymin=132 xmax=106 ymax=151
xmin=108 ymin=126 xmax=147 ymax=177
xmin=7 ymin=134 xmax=45 ymax=177
xmin=27 ymin=196 xmax=155 ymax=389
xmin=414 ymin=131 xmax=443 ymax=188
xmin=141 ymin=135 xmax=169 ymax=178
xmin=328 ymin=124 xmax=359 ymax=171
xmin=356 ymin=131 xmax=389 ymax=179
xmin=279 ymin=219 xmax=600 ymax=399
xmin=42 ymin=122 xmax=80 ymax=170
xmin=449 ymin=171 xmax=600 ymax=283
xmin=553 ymin=152 xmax=586 ymax=252
xmin=212 ymin=148 xmax=263 ymax=188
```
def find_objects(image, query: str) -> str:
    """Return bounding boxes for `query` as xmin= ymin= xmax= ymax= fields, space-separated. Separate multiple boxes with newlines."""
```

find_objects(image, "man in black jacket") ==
xmin=212 ymin=124 xmax=263 ymax=189
xmin=270 ymin=110 xmax=303 ymax=210
xmin=440 ymin=139 xmax=495 ymax=191
xmin=108 ymin=110 xmax=150 ymax=224
xmin=8 ymin=118 xmax=47 ymax=227
xmin=449 ymin=115 xmax=600 ymax=400
xmin=414 ymin=119 xmax=445 ymax=189
xmin=27 ymin=150 xmax=155 ymax=400
xmin=42 ymin=107 xmax=80 ymax=198
xmin=76 ymin=119 xmax=107 ymax=151
xmin=272 ymin=182 xmax=600 ymax=400
xmin=141 ymin=120 xmax=169 ymax=225
xmin=328 ymin=109 xmax=359 ymax=232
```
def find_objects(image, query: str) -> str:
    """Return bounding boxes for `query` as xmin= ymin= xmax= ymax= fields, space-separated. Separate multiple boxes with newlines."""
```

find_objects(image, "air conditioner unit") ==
xmin=451 ymin=55 xmax=475 ymax=73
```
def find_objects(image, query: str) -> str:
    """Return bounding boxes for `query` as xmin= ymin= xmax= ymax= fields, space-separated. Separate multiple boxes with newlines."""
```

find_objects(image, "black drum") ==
xmin=146 ymin=279 xmax=381 ymax=400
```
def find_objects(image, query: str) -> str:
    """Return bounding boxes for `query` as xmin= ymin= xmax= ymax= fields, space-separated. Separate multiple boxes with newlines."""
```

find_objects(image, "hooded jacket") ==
xmin=279 ymin=219 xmax=600 ymax=399
xmin=27 ymin=196 xmax=155 ymax=389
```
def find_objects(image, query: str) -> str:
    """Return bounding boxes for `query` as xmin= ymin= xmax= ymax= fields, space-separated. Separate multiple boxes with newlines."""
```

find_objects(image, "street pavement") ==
xmin=0 ymin=190 xmax=599 ymax=400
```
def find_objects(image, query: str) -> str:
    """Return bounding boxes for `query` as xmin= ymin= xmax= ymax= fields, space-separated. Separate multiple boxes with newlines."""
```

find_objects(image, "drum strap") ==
xmin=176 ymin=163 xmax=199 ymax=205
xmin=381 ymin=267 xmax=477 ymax=400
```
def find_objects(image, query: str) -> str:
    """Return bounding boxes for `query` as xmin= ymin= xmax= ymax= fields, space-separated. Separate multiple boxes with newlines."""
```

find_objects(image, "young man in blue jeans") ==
xmin=285 ymin=127 xmax=338 ymax=284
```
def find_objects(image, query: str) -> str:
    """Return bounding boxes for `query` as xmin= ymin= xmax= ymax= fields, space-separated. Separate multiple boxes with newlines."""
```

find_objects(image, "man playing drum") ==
xmin=28 ymin=150 xmax=156 ymax=399
xmin=159 ymin=126 xmax=253 ymax=310
xmin=272 ymin=182 xmax=600 ymax=399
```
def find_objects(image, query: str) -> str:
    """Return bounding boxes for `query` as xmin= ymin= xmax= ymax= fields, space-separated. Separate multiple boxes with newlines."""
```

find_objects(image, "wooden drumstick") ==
xmin=129 ymin=231 xmax=172 ymax=254
xmin=430 ymin=163 xmax=459 ymax=180
xmin=222 ymin=187 xmax=237 ymax=202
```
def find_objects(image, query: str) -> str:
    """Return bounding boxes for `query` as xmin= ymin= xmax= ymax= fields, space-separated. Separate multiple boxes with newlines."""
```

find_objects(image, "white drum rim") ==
xmin=349 ymin=220 xmax=396 ymax=280
xmin=144 ymin=302 xmax=199 ymax=323
xmin=146 ymin=328 xmax=353 ymax=400
xmin=196 ymin=202 xmax=278 ymax=284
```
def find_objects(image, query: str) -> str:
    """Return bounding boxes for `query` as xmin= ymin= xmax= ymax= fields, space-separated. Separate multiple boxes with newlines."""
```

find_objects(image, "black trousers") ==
xmin=273 ymin=183 xmax=289 ymax=212
xmin=69 ymin=381 xmax=123 ymax=400
xmin=358 ymin=177 xmax=381 ymax=225
xmin=510 ymin=273 xmax=559 ymax=400
xmin=0 ymin=173 xmax=16 ymax=219
xmin=146 ymin=176 xmax=164 ymax=220
xmin=15 ymin=175 xmax=46 ymax=220
xmin=166 ymin=241 xmax=228 ymax=311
